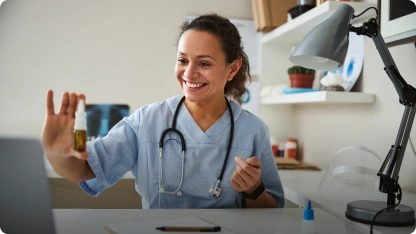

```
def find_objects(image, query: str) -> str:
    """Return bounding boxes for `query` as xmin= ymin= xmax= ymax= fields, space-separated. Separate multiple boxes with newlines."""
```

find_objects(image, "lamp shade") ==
xmin=289 ymin=4 xmax=355 ymax=70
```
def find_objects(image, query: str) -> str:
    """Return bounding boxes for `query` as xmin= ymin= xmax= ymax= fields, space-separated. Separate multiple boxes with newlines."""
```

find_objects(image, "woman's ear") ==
xmin=227 ymin=58 xmax=242 ymax=81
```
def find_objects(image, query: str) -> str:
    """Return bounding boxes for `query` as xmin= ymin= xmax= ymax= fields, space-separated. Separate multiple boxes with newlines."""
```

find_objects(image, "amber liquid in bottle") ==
xmin=74 ymin=99 xmax=87 ymax=151
xmin=74 ymin=130 xmax=87 ymax=151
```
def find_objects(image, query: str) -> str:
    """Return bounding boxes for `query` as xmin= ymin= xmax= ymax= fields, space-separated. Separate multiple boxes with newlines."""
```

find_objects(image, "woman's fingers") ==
xmin=59 ymin=92 xmax=70 ymax=114
xmin=58 ymin=92 xmax=86 ymax=115
xmin=236 ymin=163 xmax=253 ymax=183
xmin=246 ymin=157 xmax=261 ymax=168
xmin=231 ymin=156 xmax=261 ymax=192
xmin=234 ymin=157 xmax=260 ymax=179
xmin=46 ymin=90 xmax=55 ymax=116
xmin=67 ymin=93 xmax=78 ymax=117
xmin=230 ymin=175 xmax=243 ymax=192
xmin=230 ymin=166 xmax=250 ymax=192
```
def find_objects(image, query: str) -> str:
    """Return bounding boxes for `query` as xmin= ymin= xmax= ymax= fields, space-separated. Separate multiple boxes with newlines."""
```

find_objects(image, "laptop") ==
xmin=0 ymin=137 xmax=56 ymax=234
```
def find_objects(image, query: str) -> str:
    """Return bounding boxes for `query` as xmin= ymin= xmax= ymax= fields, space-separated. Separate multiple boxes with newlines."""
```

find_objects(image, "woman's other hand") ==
xmin=230 ymin=156 xmax=261 ymax=193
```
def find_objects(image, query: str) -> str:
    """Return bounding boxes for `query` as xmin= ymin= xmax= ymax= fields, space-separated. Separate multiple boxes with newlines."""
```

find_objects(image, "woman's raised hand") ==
xmin=41 ymin=90 xmax=89 ymax=160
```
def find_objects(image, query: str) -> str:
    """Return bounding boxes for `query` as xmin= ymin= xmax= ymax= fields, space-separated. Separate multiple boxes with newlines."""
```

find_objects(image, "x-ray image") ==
xmin=86 ymin=104 xmax=130 ymax=141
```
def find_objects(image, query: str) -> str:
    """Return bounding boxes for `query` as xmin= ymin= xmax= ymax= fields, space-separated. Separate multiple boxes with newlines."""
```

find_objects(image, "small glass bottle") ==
xmin=285 ymin=138 xmax=297 ymax=159
xmin=278 ymin=143 xmax=285 ymax=157
xmin=74 ymin=99 xmax=87 ymax=151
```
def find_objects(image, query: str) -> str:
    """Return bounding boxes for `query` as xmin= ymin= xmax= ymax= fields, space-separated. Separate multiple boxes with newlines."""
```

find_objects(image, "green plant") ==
xmin=287 ymin=65 xmax=315 ymax=75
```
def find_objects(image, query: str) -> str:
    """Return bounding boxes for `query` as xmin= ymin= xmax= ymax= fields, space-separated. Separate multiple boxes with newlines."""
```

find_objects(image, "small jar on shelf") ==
xmin=284 ymin=138 xmax=297 ymax=159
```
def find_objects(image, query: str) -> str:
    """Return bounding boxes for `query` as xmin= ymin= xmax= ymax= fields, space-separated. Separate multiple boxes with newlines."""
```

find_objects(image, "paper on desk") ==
xmin=103 ymin=217 xmax=234 ymax=234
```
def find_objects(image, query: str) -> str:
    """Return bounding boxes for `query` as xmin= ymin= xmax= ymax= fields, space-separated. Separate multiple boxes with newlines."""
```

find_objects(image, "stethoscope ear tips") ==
xmin=159 ymin=188 xmax=165 ymax=193
xmin=176 ymin=191 xmax=182 ymax=196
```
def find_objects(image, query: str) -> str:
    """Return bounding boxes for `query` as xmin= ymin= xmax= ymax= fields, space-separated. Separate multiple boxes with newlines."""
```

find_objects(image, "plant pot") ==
xmin=289 ymin=74 xmax=315 ymax=88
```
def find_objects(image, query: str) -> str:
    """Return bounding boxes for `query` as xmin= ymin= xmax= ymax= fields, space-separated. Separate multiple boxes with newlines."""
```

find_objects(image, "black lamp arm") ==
xmin=351 ymin=18 xmax=416 ymax=106
xmin=350 ymin=17 xmax=416 ymax=206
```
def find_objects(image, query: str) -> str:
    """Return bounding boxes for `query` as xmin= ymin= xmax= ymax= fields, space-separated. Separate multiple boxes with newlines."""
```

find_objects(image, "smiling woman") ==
xmin=42 ymin=13 xmax=285 ymax=209
xmin=175 ymin=14 xmax=251 ymax=106
xmin=175 ymin=30 xmax=241 ymax=114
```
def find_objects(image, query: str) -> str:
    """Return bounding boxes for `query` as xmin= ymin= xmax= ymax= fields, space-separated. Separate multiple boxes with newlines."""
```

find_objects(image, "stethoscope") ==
xmin=158 ymin=96 xmax=234 ymax=197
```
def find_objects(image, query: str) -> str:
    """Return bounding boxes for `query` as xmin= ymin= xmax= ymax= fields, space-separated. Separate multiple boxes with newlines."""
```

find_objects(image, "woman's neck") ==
xmin=184 ymin=96 xmax=229 ymax=132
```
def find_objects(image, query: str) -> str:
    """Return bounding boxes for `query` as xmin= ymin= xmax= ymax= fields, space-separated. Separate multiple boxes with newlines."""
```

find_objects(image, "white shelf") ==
xmin=261 ymin=1 xmax=377 ymax=47
xmin=260 ymin=91 xmax=375 ymax=105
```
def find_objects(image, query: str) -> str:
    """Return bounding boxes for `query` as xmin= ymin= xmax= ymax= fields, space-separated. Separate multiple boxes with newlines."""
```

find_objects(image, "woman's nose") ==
xmin=184 ymin=63 xmax=198 ymax=78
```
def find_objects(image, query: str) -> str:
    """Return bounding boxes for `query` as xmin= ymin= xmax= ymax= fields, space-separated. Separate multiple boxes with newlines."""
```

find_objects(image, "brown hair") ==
xmin=177 ymin=14 xmax=251 ymax=104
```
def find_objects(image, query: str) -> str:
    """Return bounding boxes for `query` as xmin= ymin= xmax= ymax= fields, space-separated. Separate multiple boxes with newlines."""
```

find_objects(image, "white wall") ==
xmin=0 ymin=0 xmax=252 ymax=138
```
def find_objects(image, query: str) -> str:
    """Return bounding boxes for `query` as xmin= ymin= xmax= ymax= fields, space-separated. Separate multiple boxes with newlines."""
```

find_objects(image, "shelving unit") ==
xmin=258 ymin=1 xmax=377 ymax=105
xmin=261 ymin=91 xmax=375 ymax=105
xmin=257 ymin=1 xmax=377 ymax=140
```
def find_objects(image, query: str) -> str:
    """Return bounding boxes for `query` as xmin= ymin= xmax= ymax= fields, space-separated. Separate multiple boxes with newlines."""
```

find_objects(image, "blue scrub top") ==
xmin=79 ymin=95 xmax=285 ymax=209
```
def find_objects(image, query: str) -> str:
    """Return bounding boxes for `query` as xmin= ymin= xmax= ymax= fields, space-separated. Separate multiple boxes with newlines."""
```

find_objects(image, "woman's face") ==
xmin=175 ymin=30 xmax=238 ymax=104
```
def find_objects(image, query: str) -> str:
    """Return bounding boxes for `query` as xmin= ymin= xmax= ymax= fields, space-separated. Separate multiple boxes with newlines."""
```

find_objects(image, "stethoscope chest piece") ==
xmin=209 ymin=180 xmax=222 ymax=197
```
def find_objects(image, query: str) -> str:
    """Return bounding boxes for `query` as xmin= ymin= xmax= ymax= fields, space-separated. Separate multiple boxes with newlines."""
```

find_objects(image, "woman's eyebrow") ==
xmin=177 ymin=52 xmax=216 ymax=61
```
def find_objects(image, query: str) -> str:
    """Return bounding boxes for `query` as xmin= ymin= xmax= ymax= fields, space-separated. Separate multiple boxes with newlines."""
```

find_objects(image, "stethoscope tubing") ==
xmin=158 ymin=96 xmax=234 ymax=196
xmin=218 ymin=97 xmax=234 ymax=182
xmin=159 ymin=128 xmax=186 ymax=152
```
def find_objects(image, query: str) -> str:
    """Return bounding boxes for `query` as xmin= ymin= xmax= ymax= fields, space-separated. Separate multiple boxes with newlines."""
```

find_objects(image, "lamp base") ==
xmin=345 ymin=200 xmax=415 ymax=226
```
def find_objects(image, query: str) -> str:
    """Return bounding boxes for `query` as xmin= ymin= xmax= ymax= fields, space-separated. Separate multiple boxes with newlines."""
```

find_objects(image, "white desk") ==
xmin=279 ymin=170 xmax=416 ymax=234
xmin=45 ymin=159 xmax=416 ymax=233
xmin=53 ymin=208 xmax=371 ymax=234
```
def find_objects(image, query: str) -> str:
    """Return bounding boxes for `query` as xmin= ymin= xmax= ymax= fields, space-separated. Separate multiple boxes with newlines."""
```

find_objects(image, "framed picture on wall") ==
xmin=378 ymin=0 xmax=416 ymax=47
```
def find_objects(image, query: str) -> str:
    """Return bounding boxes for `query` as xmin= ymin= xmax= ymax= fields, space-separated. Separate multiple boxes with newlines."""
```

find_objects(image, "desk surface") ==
xmin=45 ymin=159 xmax=416 ymax=234
xmin=279 ymin=170 xmax=416 ymax=234
xmin=53 ymin=208 xmax=371 ymax=234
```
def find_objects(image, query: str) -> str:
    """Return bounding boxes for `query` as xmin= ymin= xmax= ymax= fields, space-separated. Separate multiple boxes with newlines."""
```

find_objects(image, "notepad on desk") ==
xmin=103 ymin=217 xmax=234 ymax=234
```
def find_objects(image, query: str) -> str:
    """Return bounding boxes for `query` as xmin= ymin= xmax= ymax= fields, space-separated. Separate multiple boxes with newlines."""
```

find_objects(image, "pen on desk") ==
xmin=156 ymin=226 xmax=221 ymax=232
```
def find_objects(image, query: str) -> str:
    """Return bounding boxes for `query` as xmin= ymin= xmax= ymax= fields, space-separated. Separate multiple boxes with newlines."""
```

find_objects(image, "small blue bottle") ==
xmin=302 ymin=201 xmax=315 ymax=234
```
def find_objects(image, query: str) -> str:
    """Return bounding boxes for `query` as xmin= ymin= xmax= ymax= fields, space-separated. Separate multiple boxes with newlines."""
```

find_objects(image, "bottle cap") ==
xmin=287 ymin=138 xmax=296 ymax=142
xmin=74 ymin=99 xmax=87 ymax=130
xmin=303 ymin=201 xmax=314 ymax=220
xmin=77 ymin=99 xmax=85 ymax=112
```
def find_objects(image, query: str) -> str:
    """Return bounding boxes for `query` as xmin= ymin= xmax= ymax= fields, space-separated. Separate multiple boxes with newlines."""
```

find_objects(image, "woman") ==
xmin=42 ymin=14 xmax=284 ymax=209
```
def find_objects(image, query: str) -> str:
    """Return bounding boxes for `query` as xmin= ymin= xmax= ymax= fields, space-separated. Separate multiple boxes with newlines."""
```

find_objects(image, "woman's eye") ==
xmin=200 ymin=62 xmax=210 ymax=67
xmin=177 ymin=59 xmax=187 ymax=64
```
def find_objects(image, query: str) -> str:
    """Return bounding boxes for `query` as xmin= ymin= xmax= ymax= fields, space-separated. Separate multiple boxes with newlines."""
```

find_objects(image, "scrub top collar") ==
xmin=166 ymin=96 xmax=242 ymax=144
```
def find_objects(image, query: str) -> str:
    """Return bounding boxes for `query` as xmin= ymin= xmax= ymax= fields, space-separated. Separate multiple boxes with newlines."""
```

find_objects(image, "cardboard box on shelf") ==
xmin=251 ymin=0 xmax=297 ymax=32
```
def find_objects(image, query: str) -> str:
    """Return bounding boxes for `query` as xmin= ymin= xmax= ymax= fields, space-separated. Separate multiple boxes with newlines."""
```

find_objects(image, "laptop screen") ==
xmin=0 ymin=137 xmax=56 ymax=234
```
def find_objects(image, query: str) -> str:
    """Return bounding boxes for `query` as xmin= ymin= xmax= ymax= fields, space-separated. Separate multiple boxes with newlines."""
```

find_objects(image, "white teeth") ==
xmin=186 ymin=81 xmax=204 ymax=88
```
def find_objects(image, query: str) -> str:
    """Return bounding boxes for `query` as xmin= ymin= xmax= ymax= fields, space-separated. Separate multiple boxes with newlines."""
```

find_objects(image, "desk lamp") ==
xmin=289 ymin=4 xmax=416 ymax=227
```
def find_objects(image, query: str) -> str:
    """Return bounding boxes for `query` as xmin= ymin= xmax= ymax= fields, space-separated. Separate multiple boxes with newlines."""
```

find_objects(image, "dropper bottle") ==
xmin=74 ymin=99 xmax=87 ymax=151
xmin=302 ymin=200 xmax=315 ymax=234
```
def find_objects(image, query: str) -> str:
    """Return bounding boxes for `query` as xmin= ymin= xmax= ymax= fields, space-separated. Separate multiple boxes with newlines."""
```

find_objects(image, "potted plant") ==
xmin=287 ymin=65 xmax=315 ymax=88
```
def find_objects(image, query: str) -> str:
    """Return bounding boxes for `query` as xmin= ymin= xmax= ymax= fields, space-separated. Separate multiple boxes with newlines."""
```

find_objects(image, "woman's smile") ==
xmin=183 ymin=80 xmax=207 ymax=89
